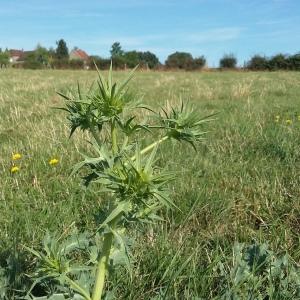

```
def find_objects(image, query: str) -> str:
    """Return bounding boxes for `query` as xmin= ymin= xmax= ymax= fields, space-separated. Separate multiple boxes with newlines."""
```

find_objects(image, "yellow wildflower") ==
xmin=11 ymin=166 xmax=20 ymax=173
xmin=286 ymin=119 xmax=292 ymax=125
xmin=49 ymin=158 xmax=59 ymax=166
xmin=298 ymin=115 xmax=300 ymax=121
xmin=12 ymin=153 xmax=22 ymax=160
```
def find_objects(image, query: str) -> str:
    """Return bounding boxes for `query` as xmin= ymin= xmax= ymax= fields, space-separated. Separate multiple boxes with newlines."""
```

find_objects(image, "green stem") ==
xmin=131 ymin=135 xmax=169 ymax=161
xmin=92 ymin=231 xmax=114 ymax=300
xmin=90 ymin=125 xmax=102 ymax=147
xmin=122 ymin=135 xmax=129 ymax=150
xmin=111 ymin=119 xmax=117 ymax=154
xmin=65 ymin=276 xmax=92 ymax=300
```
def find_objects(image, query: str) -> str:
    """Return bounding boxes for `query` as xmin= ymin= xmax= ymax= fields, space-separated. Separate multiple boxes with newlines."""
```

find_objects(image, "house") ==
xmin=70 ymin=49 xmax=90 ymax=69
xmin=8 ymin=49 xmax=35 ymax=63
xmin=9 ymin=49 xmax=23 ymax=63
xmin=69 ymin=49 xmax=89 ymax=62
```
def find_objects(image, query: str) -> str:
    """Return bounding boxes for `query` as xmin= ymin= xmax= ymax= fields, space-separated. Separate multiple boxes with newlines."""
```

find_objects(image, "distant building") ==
xmin=9 ymin=49 xmax=23 ymax=63
xmin=69 ymin=48 xmax=90 ymax=69
xmin=70 ymin=49 xmax=89 ymax=62
xmin=8 ymin=49 xmax=35 ymax=63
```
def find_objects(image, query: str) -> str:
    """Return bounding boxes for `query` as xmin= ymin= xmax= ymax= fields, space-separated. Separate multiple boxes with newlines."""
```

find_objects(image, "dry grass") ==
xmin=1 ymin=69 xmax=300 ymax=298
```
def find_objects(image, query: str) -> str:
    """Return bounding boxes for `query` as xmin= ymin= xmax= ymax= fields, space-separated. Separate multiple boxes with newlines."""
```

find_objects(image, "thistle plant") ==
xmin=27 ymin=65 xmax=214 ymax=299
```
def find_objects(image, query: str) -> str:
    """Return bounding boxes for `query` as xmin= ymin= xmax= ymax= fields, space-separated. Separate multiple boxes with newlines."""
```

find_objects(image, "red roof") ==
xmin=71 ymin=49 xmax=89 ymax=60
xmin=9 ymin=49 xmax=23 ymax=57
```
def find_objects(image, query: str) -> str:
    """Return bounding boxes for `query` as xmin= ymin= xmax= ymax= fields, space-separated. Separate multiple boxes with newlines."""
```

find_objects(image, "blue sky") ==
xmin=0 ymin=0 xmax=299 ymax=66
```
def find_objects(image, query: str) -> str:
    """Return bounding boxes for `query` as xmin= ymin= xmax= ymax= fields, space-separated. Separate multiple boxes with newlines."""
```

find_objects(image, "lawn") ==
xmin=1 ymin=69 xmax=300 ymax=299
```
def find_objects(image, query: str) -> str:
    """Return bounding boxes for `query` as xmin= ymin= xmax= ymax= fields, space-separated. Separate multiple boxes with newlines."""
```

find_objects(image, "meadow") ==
xmin=1 ymin=69 xmax=300 ymax=299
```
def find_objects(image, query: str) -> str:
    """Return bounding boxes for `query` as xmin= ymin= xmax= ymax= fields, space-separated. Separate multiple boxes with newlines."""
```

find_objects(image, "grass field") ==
xmin=1 ymin=69 xmax=300 ymax=299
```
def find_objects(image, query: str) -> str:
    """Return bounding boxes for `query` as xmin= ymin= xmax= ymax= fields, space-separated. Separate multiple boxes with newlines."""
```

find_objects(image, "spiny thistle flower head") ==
xmin=57 ymin=63 xmax=139 ymax=138
xmin=159 ymin=102 xmax=215 ymax=149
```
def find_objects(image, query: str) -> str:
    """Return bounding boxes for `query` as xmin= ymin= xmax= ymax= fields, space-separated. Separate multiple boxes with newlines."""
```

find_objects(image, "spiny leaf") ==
xmin=97 ymin=201 xmax=131 ymax=232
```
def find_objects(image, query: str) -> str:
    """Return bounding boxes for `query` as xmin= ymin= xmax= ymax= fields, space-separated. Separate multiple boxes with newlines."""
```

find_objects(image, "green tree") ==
xmin=23 ymin=45 xmax=50 ymax=69
xmin=165 ymin=52 xmax=194 ymax=69
xmin=139 ymin=51 xmax=160 ymax=69
xmin=219 ymin=54 xmax=237 ymax=69
xmin=288 ymin=53 xmax=300 ymax=70
xmin=110 ymin=42 xmax=124 ymax=58
xmin=0 ymin=49 xmax=9 ymax=68
xmin=247 ymin=55 xmax=268 ymax=70
xmin=123 ymin=50 xmax=140 ymax=68
xmin=89 ymin=56 xmax=111 ymax=69
xmin=56 ymin=39 xmax=69 ymax=59
xmin=268 ymin=54 xmax=289 ymax=70
xmin=35 ymin=44 xmax=49 ymax=66
xmin=23 ymin=52 xmax=42 ymax=69
xmin=122 ymin=51 xmax=160 ymax=69
xmin=189 ymin=56 xmax=206 ymax=70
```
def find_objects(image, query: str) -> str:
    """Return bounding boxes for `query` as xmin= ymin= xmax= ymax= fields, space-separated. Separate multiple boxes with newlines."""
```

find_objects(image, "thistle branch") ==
xmin=131 ymin=135 xmax=169 ymax=161
xmin=90 ymin=124 xmax=102 ymax=147
xmin=65 ymin=276 xmax=92 ymax=300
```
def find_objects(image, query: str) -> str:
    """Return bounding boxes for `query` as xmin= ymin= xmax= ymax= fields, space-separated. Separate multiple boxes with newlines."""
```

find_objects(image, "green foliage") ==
xmin=165 ymin=52 xmax=193 ymax=69
xmin=192 ymin=56 xmax=206 ymax=70
xmin=0 ymin=252 xmax=30 ymax=299
xmin=110 ymin=42 xmax=123 ymax=59
xmin=22 ymin=45 xmax=50 ymax=69
xmin=165 ymin=52 xmax=206 ymax=70
xmin=51 ymin=59 xmax=70 ymax=69
xmin=247 ymin=54 xmax=268 ymax=70
xmin=269 ymin=53 xmax=290 ymax=71
xmin=109 ymin=43 xmax=160 ymax=70
xmin=56 ymin=39 xmax=69 ymax=60
xmin=123 ymin=51 xmax=160 ymax=69
xmin=69 ymin=60 xmax=84 ymax=70
xmin=31 ymin=65 xmax=212 ymax=299
xmin=159 ymin=102 xmax=215 ymax=149
xmin=35 ymin=45 xmax=50 ymax=66
xmin=111 ymin=55 xmax=126 ymax=69
xmin=25 ymin=231 xmax=94 ymax=299
xmin=220 ymin=53 xmax=237 ymax=69
xmin=23 ymin=52 xmax=44 ymax=69
xmin=94 ymin=51 xmax=160 ymax=70
xmin=288 ymin=53 xmax=300 ymax=70
xmin=51 ymin=59 xmax=85 ymax=70
xmin=123 ymin=51 xmax=140 ymax=68
xmin=139 ymin=51 xmax=160 ymax=69
xmin=2 ymin=70 xmax=300 ymax=299
xmin=246 ymin=52 xmax=300 ymax=71
xmin=0 ymin=49 xmax=9 ymax=68
xmin=89 ymin=57 xmax=111 ymax=70
xmin=58 ymin=65 xmax=139 ymax=136
xmin=217 ymin=243 xmax=300 ymax=299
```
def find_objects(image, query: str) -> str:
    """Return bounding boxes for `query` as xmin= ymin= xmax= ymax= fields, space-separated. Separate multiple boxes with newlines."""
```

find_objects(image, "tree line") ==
xmin=246 ymin=53 xmax=300 ymax=71
xmin=1 ymin=39 xmax=300 ymax=71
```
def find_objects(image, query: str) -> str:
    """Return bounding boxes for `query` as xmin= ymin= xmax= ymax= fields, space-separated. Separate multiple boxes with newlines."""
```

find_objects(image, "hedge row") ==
xmin=247 ymin=53 xmax=300 ymax=71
